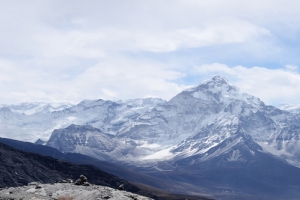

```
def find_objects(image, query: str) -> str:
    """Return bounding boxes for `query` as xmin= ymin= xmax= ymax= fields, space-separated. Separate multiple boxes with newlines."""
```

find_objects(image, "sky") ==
xmin=1 ymin=0 xmax=300 ymax=106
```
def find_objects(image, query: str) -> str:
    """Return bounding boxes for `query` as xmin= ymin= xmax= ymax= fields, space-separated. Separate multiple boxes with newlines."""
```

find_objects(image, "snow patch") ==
xmin=227 ymin=150 xmax=242 ymax=161
xmin=142 ymin=146 xmax=175 ymax=160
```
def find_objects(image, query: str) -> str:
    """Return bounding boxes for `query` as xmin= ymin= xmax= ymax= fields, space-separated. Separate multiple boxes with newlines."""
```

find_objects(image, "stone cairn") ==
xmin=74 ymin=175 xmax=90 ymax=186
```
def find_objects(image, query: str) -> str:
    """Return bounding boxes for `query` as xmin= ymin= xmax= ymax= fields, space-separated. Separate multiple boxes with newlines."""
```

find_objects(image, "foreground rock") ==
xmin=0 ymin=183 xmax=153 ymax=200
xmin=74 ymin=175 xmax=89 ymax=186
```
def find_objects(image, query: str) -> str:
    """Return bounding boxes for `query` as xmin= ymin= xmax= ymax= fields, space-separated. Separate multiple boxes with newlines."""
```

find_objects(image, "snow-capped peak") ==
xmin=211 ymin=75 xmax=230 ymax=83
xmin=179 ymin=75 xmax=245 ymax=105
xmin=184 ymin=75 xmax=239 ymax=94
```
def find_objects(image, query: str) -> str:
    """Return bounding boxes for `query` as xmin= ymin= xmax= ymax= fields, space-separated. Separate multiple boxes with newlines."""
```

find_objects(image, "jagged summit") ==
xmin=209 ymin=75 xmax=230 ymax=84
xmin=171 ymin=75 xmax=246 ymax=108
xmin=184 ymin=75 xmax=239 ymax=95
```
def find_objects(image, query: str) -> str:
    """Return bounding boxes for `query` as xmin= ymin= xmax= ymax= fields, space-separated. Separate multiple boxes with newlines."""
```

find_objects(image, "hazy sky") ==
xmin=1 ymin=0 xmax=300 ymax=106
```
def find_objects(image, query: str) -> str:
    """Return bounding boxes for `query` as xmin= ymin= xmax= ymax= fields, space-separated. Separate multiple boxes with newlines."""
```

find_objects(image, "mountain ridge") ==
xmin=2 ymin=75 xmax=300 ymax=199
xmin=1 ymin=76 xmax=300 ymax=167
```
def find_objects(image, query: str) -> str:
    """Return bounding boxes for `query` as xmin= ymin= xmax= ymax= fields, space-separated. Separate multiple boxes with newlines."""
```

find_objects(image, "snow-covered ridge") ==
xmin=0 ymin=102 xmax=74 ymax=115
xmin=278 ymin=104 xmax=300 ymax=114
xmin=43 ymin=76 xmax=300 ymax=166
xmin=0 ymin=97 xmax=166 ymax=142
xmin=1 ymin=76 xmax=300 ymax=168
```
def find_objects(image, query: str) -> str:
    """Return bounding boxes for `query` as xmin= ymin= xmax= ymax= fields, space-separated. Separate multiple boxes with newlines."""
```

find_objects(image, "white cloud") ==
xmin=129 ymin=18 xmax=270 ymax=52
xmin=0 ymin=0 xmax=275 ymax=57
xmin=195 ymin=63 xmax=300 ymax=105
xmin=0 ymin=56 xmax=186 ymax=103
xmin=0 ymin=1 xmax=300 ymax=105
xmin=71 ymin=57 xmax=186 ymax=101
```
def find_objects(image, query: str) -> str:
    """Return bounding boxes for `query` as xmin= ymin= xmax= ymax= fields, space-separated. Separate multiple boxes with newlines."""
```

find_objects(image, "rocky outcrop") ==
xmin=0 ymin=183 xmax=153 ymax=200
xmin=74 ymin=175 xmax=89 ymax=186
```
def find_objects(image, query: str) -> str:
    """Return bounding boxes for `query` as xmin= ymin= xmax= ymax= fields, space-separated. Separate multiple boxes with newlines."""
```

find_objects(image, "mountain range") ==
xmin=2 ymin=75 xmax=300 ymax=199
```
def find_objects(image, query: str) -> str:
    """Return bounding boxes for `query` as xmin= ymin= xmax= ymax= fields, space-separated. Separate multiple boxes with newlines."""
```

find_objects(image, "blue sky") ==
xmin=1 ymin=0 xmax=300 ymax=106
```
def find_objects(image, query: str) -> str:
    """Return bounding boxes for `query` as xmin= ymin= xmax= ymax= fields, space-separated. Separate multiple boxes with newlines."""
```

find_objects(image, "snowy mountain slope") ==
xmin=108 ymin=76 xmax=300 ymax=164
xmin=49 ymin=97 xmax=166 ymax=137
xmin=0 ymin=102 xmax=75 ymax=142
xmin=2 ymin=75 xmax=300 ymax=169
xmin=0 ymin=98 xmax=165 ymax=142
xmin=46 ymin=124 xmax=136 ymax=161
xmin=167 ymin=80 xmax=300 ymax=167
xmin=42 ymin=76 xmax=300 ymax=168
xmin=117 ymin=76 xmax=242 ymax=147
xmin=0 ymin=109 xmax=56 ymax=142
xmin=143 ymin=132 xmax=300 ymax=200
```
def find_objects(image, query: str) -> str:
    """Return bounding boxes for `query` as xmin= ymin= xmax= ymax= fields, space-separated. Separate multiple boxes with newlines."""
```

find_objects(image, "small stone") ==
xmin=74 ymin=179 xmax=82 ymax=185
xmin=118 ymin=184 xmax=124 ymax=190
xmin=83 ymin=182 xmax=90 ymax=186
xmin=67 ymin=179 xmax=73 ymax=183
xmin=35 ymin=185 xmax=42 ymax=189
xmin=28 ymin=182 xmax=40 ymax=186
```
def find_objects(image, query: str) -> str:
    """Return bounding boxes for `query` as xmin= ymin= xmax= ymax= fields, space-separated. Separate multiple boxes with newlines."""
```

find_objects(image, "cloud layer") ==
xmin=0 ymin=1 xmax=300 ymax=105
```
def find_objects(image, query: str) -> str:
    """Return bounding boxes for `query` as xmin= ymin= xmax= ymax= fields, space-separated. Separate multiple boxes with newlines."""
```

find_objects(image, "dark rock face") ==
xmin=0 ymin=137 xmax=64 ymax=159
xmin=0 ymin=138 xmax=210 ymax=200
xmin=0 ymin=142 xmax=140 ymax=195
xmin=0 ymin=142 xmax=62 ymax=187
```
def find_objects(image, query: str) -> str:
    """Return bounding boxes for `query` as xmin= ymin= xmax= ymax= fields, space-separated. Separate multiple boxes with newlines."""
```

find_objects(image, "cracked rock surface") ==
xmin=0 ymin=183 xmax=153 ymax=200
